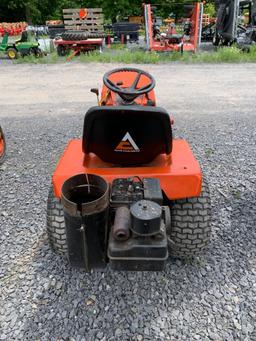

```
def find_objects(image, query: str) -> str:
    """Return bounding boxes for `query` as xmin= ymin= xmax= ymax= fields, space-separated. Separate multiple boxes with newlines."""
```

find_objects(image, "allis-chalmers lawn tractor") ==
xmin=47 ymin=68 xmax=212 ymax=272
xmin=0 ymin=126 xmax=6 ymax=165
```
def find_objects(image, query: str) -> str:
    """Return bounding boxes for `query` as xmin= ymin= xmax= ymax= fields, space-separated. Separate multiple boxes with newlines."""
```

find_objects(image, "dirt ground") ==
xmin=0 ymin=63 xmax=255 ymax=118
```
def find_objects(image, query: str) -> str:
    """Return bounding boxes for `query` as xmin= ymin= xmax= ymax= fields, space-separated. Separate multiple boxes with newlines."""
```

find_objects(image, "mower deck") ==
xmin=150 ymin=41 xmax=199 ymax=52
xmin=52 ymin=138 xmax=202 ymax=200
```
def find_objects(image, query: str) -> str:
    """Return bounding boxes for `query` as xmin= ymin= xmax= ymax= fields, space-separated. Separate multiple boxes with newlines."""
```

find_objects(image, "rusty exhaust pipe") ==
xmin=112 ymin=206 xmax=131 ymax=241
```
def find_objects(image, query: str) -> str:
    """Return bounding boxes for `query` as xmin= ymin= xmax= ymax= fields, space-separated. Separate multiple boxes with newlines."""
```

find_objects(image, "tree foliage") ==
xmin=0 ymin=0 xmax=215 ymax=24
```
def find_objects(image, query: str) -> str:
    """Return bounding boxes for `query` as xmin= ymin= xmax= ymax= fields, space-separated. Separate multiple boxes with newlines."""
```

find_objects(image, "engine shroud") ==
xmin=108 ymin=177 xmax=169 ymax=271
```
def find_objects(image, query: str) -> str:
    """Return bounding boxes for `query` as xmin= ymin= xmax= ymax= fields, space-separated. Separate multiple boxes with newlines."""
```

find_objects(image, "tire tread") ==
xmin=46 ymin=186 xmax=67 ymax=257
xmin=169 ymin=180 xmax=212 ymax=257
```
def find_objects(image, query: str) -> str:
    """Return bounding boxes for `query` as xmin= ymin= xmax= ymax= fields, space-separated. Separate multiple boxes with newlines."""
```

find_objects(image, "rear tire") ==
xmin=57 ymin=45 xmax=68 ymax=56
xmin=32 ymin=47 xmax=43 ymax=58
xmin=0 ymin=126 xmax=6 ymax=165
xmin=169 ymin=180 xmax=212 ymax=257
xmin=46 ymin=186 xmax=67 ymax=257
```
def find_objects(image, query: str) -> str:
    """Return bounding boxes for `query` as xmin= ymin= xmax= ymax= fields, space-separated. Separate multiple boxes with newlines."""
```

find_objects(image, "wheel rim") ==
xmin=8 ymin=50 xmax=16 ymax=59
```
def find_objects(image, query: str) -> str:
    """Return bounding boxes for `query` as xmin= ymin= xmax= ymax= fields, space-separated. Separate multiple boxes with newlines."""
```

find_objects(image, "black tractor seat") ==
xmin=82 ymin=105 xmax=172 ymax=166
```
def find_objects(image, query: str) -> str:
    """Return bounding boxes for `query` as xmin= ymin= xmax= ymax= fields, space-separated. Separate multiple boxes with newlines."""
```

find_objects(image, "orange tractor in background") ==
xmin=0 ymin=126 xmax=6 ymax=165
xmin=47 ymin=68 xmax=212 ymax=272
xmin=144 ymin=3 xmax=203 ymax=52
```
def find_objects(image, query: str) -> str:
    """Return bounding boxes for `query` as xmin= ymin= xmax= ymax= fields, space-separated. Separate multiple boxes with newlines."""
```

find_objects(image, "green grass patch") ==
xmin=205 ymin=147 xmax=214 ymax=158
xmin=14 ymin=51 xmax=64 ymax=64
xmin=13 ymin=44 xmax=256 ymax=64
xmin=78 ymin=46 xmax=256 ymax=64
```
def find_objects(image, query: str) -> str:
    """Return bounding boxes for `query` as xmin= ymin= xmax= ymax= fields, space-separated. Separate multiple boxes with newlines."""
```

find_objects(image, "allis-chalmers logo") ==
xmin=115 ymin=132 xmax=140 ymax=153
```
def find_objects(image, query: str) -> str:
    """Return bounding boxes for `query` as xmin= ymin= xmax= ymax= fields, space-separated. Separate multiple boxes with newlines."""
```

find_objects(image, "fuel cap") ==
xmin=130 ymin=200 xmax=162 ymax=236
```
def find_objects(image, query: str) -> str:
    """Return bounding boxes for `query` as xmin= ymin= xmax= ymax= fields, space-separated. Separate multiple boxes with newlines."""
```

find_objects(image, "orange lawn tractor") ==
xmin=47 ymin=67 xmax=212 ymax=272
xmin=0 ymin=126 xmax=6 ymax=165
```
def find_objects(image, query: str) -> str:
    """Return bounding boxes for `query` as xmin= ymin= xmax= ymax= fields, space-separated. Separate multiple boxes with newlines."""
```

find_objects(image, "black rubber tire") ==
xmin=46 ymin=186 xmax=67 ymax=257
xmin=212 ymin=33 xmax=220 ymax=46
xmin=28 ymin=47 xmax=42 ymax=58
xmin=169 ymin=180 xmax=212 ymax=258
xmin=61 ymin=32 xmax=88 ymax=41
xmin=61 ymin=32 xmax=105 ymax=41
xmin=33 ymin=47 xmax=43 ymax=58
xmin=0 ymin=126 xmax=6 ymax=165
xmin=57 ymin=45 xmax=68 ymax=56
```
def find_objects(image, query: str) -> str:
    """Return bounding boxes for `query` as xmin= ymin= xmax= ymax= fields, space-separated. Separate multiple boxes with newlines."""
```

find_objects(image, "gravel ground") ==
xmin=0 ymin=63 xmax=256 ymax=341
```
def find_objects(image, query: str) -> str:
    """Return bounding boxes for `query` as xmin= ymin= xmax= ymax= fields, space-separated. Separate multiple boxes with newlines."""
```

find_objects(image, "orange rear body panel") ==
xmin=52 ymin=139 xmax=202 ymax=200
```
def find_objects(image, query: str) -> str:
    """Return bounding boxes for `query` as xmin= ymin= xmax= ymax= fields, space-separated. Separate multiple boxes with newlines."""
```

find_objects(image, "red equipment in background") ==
xmin=0 ymin=22 xmax=27 ymax=37
xmin=144 ymin=3 xmax=203 ymax=52
xmin=55 ymin=36 xmax=104 ymax=58
xmin=54 ymin=8 xmax=105 ymax=58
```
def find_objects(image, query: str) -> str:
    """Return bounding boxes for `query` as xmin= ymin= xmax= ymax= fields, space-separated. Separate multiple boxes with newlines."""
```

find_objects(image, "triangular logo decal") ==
xmin=115 ymin=132 xmax=140 ymax=153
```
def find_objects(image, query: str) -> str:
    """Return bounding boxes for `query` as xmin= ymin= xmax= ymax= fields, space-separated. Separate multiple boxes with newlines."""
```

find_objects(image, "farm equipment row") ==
xmin=54 ymin=3 xmax=204 ymax=57
xmin=2 ymin=1 xmax=255 ymax=60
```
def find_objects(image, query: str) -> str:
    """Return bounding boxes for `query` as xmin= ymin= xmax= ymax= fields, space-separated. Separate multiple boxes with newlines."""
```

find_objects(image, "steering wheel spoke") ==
xmin=139 ymin=84 xmax=152 ymax=92
xmin=131 ymin=71 xmax=142 ymax=90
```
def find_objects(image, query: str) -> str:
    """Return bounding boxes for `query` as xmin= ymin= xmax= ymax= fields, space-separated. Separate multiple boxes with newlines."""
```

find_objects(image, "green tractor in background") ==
xmin=0 ymin=31 xmax=42 ymax=59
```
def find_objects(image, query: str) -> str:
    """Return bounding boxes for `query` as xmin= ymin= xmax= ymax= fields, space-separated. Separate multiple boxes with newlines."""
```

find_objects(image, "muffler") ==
xmin=61 ymin=173 xmax=109 ymax=270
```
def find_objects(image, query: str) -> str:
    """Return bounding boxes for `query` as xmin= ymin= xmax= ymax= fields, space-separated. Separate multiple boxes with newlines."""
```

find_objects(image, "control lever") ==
xmin=90 ymin=88 xmax=100 ymax=105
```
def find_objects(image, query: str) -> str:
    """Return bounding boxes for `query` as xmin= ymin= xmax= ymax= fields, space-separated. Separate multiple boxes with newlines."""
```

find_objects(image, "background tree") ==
xmin=0 ymin=0 xmax=215 ymax=24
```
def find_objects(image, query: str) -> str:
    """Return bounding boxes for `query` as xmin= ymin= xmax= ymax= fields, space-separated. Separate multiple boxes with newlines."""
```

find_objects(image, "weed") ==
xmin=205 ymin=148 xmax=214 ymax=158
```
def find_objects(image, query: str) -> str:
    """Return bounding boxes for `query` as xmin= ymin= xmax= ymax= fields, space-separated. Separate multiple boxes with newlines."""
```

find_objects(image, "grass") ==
xmin=14 ymin=51 xmax=61 ymax=64
xmin=13 ymin=44 xmax=256 ymax=64
xmin=233 ymin=190 xmax=241 ymax=199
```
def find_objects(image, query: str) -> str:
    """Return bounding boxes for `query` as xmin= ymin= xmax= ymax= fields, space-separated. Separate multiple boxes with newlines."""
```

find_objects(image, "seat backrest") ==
xmin=82 ymin=106 xmax=172 ymax=166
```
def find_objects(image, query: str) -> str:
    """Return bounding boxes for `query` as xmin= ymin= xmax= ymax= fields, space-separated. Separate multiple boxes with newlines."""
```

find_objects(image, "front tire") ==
xmin=7 ymin=47 xmax=18 ymax=59
xmin=169 ymin=180 xmax=212 ymax=257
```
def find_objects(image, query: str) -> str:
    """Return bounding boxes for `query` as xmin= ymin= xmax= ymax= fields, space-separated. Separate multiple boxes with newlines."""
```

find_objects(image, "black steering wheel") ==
xmin=103 ymin=67 xmax=155 ymax=102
